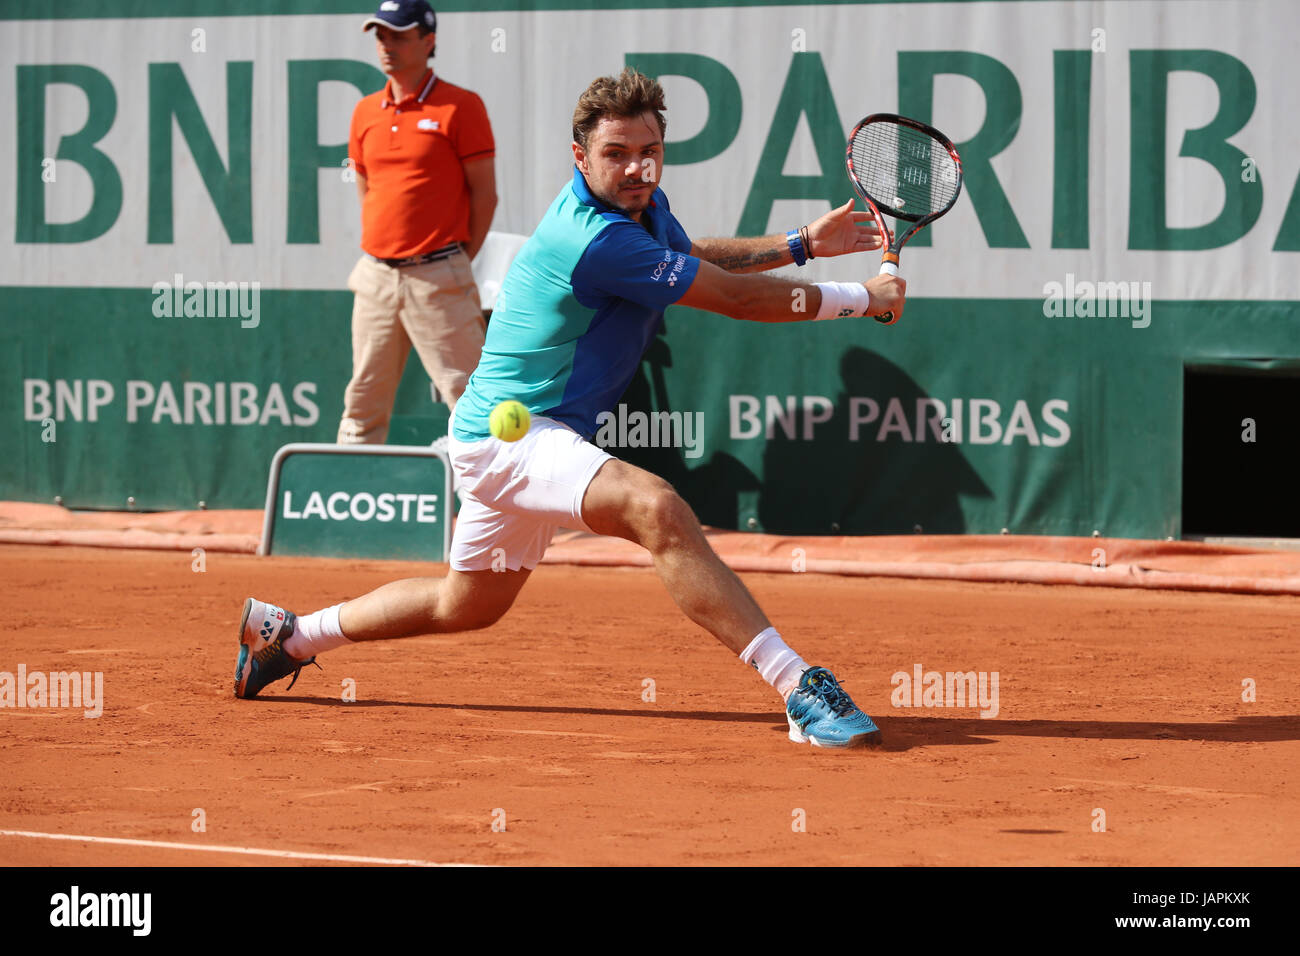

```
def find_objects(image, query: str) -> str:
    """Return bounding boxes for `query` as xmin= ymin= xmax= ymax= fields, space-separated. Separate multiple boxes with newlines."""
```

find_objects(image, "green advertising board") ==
xmin=4 ymin=1 xmax=1300 ymax=540
xmin=260 ymin=444 xmax=452 ymax=561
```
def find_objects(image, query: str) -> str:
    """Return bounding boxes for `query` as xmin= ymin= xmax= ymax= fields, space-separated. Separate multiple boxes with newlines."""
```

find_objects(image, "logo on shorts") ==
xmin=418 ymin=118 xmax=440 ymax=131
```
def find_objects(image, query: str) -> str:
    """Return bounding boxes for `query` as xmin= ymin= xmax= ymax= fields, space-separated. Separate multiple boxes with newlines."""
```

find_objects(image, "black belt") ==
xmin=370 ymin=243 xmax=463 ymax=268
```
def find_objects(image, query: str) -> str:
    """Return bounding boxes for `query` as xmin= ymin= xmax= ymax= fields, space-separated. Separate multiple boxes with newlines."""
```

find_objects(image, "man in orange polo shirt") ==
xmin=339 ymin=0 xmax=497 ymax=444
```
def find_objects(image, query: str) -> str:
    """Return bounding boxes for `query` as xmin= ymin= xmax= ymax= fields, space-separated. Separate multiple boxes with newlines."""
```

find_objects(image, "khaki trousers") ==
xmin=338 ymin=252 xmax=486 ymax=445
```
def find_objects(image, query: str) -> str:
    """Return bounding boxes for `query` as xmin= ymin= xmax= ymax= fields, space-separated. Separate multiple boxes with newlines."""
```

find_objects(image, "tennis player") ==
xmin=235 ymin=68 xmax=906 ymax=748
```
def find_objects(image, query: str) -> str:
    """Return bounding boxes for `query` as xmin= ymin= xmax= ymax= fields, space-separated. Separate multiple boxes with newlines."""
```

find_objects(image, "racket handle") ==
xmin=875 ymin=259 xmax=900 ymax=324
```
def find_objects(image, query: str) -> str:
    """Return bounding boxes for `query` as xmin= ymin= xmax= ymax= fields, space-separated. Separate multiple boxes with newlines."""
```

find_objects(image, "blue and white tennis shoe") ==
xmin=234 ymin=598 xmax=318 ymax=699
xmin=786 ymin=666 xmax=883 ymax=748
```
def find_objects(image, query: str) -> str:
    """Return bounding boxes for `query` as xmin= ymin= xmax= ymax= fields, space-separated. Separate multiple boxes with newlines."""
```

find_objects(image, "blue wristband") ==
xmin=786 ymin=229 xmax=808 ymax=267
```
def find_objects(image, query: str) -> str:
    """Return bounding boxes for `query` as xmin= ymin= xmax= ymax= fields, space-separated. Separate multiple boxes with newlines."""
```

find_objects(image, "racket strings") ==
xmin=849 ymin=122 xmax=960 ymax=218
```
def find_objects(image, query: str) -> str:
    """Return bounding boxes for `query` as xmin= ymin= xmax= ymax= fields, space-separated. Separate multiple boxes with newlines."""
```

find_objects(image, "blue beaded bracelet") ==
xmin=786 ymin=229 xmax=808 ymax=267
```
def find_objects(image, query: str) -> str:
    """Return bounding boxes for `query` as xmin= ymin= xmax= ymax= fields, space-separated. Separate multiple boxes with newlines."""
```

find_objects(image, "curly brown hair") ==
xmin=572 ymin=67 xmax=666 ymax=150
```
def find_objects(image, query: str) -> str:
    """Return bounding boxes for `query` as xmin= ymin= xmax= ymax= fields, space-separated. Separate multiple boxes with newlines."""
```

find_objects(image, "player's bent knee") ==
xmin=466 ymin=597 xmax=514 ymax=630
xmin=457 ymin=611 xmax=504 ymax=632
xmin=430 ymin=579 xmax=517 ymax=632
xmin=437 ymin=602 xmax=510 ymax=633
xmin=637 ymin=485 xmax=698 ymax=550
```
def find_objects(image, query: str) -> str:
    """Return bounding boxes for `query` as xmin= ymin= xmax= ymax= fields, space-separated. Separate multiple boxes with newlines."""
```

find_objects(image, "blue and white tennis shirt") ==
xmin=452 ymin=167 xmax=702 ymax=442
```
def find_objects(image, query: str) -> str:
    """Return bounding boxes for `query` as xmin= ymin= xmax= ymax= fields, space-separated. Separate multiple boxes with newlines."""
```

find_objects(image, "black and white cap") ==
xmin=362 ymin=0 xmax=437 ymax=32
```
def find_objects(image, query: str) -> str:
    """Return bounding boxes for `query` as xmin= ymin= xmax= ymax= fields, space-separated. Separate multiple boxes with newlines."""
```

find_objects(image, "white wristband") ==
xmin=814 ymin=281 xmax=871 ymax=320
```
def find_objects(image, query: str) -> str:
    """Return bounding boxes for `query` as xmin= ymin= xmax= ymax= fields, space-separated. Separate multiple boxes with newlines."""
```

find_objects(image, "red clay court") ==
xmin=2 ymin=510 xmax=1297 ymax=866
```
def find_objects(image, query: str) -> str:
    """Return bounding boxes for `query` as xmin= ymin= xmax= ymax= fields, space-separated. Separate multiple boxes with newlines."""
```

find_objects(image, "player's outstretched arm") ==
xmin=678 ymin=259 xmax=905 ymax=324
xmin=690 ymin=199 xmax=886 ymax=273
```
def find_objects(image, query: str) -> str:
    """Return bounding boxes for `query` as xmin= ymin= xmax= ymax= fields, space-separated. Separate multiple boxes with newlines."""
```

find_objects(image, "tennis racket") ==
xmin=845 ymin=113 xmax=963 ymax=325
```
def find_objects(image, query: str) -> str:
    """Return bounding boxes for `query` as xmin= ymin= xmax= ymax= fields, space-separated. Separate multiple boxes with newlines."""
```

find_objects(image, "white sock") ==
xmin=739 ymin=627 xmax=808 ymax=701
xmin=284 ymin=604 xmax=351 ymax=660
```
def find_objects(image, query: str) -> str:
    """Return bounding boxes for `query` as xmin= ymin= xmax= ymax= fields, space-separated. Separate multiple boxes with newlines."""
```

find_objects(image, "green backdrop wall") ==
xmin=4 ymin=1 xmax=1299 ymax=538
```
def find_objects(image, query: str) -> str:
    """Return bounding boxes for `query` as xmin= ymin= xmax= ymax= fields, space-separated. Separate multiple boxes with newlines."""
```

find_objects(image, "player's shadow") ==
xmin=617 ymin=333 xmax=762 ymax=528
xmin=619 ymin=335 xmax=993 ymax=533
xmin=258 ymin=697 xmax=1300 ymax=752
xmin=871 ymin=714 xmax=1300 ymax=752
xmin=263 ymin=696 xmax=778 ymax=723
xmin=759 ymin=346 xmax=992 ymax=534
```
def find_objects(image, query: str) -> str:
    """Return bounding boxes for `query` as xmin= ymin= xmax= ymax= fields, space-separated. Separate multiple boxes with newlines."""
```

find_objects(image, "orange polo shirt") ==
xmin=349 ymin=70 xmax=495 ymax=259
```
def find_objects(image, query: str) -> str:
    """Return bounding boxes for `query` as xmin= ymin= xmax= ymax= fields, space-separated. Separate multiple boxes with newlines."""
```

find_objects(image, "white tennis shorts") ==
xmin=446 ymin=414 xmax=613 ymax=571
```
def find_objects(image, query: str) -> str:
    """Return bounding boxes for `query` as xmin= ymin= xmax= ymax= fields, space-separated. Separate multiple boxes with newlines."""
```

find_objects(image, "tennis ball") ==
xmin=489 ymin=400 xmax=531 ymax=442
